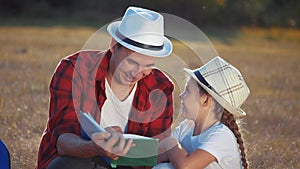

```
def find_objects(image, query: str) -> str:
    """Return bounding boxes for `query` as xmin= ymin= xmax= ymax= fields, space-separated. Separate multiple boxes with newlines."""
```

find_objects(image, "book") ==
xmin=79 ymin=111 xmax=158 ymax=168
xmin=80 ymin=111 xmax=106 ymax=136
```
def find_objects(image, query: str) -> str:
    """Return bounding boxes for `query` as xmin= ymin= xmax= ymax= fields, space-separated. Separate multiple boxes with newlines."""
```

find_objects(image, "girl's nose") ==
xmin=179 ymin=92 xmax=183 ymax=99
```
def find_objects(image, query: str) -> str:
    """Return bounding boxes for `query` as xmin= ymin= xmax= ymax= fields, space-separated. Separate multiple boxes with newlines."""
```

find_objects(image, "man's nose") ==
xmin=133 ymin=72 xmax=144 ymax=80
xmin=130 ymin=65 xmax=141 ymax=76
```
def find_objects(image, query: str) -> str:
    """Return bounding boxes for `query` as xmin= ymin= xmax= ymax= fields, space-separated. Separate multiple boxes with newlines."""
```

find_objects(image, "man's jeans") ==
xmin=47 ymin=156 xmax=111 ymax=169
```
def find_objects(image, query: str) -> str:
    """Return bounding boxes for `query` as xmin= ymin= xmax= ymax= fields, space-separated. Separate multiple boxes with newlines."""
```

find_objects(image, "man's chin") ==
xmin=121 ymin=79 xmax=137 ymax=87
xmin=122 ymin=76 xmax=137 ymax=86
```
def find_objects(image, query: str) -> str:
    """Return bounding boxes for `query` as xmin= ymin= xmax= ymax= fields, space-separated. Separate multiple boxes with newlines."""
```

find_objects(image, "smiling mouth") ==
xmin=124 ymin=74 xmax=136 ymax=83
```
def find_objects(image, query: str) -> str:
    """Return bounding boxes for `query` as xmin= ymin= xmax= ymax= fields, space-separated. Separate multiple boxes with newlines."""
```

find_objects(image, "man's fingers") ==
xmin=91 ymin=132 xmax=111 ymax=141
xmin=105 ymin=126 xmax=123 ymax=134
xmin=91 ymin=132 xmax=111 ymax=146
xmin=104 ymin=133 xmax=120 ymax=148
xmin=122 ymin=139 xmax=135 ymax=155
xmin=91 ymin=132 xmax=135 ymax=159
xmin=111 ymin=156 xmax=119 ymax=160
xmin=112 ymin=135 xmax=127 ymax=156
xmin=116 ymin=135 xmax=125 ymax=149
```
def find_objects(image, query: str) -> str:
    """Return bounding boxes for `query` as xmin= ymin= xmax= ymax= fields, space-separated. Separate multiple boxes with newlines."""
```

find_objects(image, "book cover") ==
xmin=80 ymin=110 xmax=106 ymax=138
xmin=79 ymin=111 xmax=158 ymax=168
xmin=111 ymin=134 xmax=158 ymax=168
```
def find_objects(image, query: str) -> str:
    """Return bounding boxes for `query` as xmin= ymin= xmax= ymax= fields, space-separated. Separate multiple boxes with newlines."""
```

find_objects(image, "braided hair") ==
xmin=220 ymin=110 xmax=248 ymax=169
xmin=196 ymin=82 xmax=248 ymax=168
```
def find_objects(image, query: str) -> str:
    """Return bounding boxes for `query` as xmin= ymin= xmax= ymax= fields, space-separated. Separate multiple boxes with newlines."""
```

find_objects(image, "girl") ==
xmin=155 ymin=56 xmax=250 ymax=169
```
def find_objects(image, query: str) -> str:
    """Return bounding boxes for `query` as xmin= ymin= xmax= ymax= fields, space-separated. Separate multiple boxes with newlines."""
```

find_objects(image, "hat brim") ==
xmin=107 ymin=21 xmax=173 ymax=57
xmin=184 ymin=68 xmax=246 ymax=118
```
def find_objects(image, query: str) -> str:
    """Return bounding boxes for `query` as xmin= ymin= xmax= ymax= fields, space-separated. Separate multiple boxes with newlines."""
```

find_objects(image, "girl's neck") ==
xmin=193 ymin=119 xmax=219 ymax=136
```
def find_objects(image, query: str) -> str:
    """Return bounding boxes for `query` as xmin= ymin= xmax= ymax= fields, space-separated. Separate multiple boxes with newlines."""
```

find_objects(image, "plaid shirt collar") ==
xmin=95 ymin=50 xmax=111 ymax=81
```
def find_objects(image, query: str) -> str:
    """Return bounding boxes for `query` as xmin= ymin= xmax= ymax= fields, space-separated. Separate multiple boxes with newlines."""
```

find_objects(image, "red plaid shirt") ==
xmin=36 ymin=50 xmax=174 ymax=169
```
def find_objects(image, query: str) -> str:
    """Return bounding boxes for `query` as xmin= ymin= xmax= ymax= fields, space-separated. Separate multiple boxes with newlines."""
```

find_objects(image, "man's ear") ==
xmin=109 ymin=38 xmax=118 ymax=53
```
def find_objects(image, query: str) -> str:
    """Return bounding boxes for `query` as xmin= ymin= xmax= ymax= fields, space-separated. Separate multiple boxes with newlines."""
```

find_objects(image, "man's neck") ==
xmin=106 ymin=73 xmax=136 ymax=101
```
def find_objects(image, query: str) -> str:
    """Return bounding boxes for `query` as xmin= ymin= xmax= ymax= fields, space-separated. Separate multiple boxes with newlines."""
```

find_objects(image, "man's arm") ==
xmin=57 ymin=133 xmax=102 ymax=158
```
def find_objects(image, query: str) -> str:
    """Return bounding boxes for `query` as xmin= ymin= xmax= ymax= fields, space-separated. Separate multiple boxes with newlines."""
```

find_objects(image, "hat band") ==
xmin=194 ymin=71 xmax=213 ymax=90
xmin=116 ymin=29 xmax=164 ymax=51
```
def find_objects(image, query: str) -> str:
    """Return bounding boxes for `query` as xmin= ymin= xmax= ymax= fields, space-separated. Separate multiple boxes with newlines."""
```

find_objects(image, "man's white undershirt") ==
xmin=100 ymin=78 xmax=137 ymax=132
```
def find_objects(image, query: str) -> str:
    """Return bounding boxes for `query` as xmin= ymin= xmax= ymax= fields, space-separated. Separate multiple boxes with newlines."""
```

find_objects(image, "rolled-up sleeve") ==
xmin=48 ymin=59 xmax=82 ymax=147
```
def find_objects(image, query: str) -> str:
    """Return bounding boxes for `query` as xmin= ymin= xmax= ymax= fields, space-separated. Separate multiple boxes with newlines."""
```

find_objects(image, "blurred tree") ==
xmin=0 ymin=0 xmax=25 ymax=15
xmin=242 ymin=0 xmax=269 ymax=27
xmin=261 ymin=0 xmax=299 ymax=27
xmin=0 ymin=0 xmax=299 ymax=28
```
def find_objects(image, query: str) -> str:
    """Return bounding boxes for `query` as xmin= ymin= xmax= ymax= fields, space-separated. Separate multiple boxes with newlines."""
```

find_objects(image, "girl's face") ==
xmin=179 ymin=78 xmax=200 ymax=120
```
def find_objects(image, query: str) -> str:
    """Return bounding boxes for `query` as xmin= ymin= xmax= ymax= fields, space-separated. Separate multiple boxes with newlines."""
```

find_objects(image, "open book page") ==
xmin=80 ymin=110 xmax=157 ymax=140
xmin=123 ymin=134 xmax=157 ymax=140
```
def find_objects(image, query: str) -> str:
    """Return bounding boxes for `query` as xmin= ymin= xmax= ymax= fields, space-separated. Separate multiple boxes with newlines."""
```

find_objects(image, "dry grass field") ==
xmin=0 ymin=26 xmax=299 ymax=168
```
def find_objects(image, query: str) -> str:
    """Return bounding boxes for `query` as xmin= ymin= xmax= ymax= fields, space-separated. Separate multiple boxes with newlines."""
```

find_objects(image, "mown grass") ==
xmin=0 ymin=26 xmax=299 ymax=168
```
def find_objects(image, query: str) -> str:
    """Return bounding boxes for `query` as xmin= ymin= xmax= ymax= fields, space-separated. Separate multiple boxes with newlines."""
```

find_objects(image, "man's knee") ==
xmin=47 ymin=156 xmax=110 ymax=169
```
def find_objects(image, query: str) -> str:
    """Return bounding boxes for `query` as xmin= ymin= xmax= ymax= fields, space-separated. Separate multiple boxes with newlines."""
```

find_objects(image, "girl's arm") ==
xmin=159 ymin=137 xmax=216 ymax=169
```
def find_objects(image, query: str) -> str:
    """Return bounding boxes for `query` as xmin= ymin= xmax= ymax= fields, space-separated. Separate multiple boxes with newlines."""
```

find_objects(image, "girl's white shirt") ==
xmin=153 ymin=119 xmax=243 ymax=169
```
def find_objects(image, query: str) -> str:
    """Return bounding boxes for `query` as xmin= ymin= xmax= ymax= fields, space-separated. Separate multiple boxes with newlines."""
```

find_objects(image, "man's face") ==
xmin=110 ymin=45 xmax=156 ymax=87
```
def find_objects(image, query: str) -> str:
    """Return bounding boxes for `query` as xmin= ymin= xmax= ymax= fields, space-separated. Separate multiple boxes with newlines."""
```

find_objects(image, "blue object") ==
xmin=80 ymin=127 xmax=111 ymax=165
xmin=81 ymin=127 xmax=91 ymax=140
xmin=0 ymin=140 xmax=11 ymax=169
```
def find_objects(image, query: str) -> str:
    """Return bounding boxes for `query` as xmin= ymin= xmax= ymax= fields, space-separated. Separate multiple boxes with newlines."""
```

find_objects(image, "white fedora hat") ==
xmin=184 ymin=56 xmax=250 ymax=117
xmin=107 ymin=6 xmax=173 ymax=57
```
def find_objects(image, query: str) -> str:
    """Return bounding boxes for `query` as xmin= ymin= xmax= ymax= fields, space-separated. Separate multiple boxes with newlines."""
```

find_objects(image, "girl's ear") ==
xmin=200 ymin=94 xmax=212 ymax=108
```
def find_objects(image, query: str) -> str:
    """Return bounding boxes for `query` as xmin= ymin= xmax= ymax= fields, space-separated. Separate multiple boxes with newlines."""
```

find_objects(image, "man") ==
xmin=36 ymin=6 xmax=174 ymax=169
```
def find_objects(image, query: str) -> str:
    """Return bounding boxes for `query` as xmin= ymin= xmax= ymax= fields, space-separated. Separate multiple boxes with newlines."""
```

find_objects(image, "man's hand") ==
xmin=91 ymin=132 xmax=135 ymax=160
xmin=105 ymin=126 xmax=123 ymax=134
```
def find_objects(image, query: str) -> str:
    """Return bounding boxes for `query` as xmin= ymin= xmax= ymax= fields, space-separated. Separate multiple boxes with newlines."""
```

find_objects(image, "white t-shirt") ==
xmin=100 ymin=79 xmax=137 ymax=132
xmin=153 ymin=119 xmax=242 ymax=169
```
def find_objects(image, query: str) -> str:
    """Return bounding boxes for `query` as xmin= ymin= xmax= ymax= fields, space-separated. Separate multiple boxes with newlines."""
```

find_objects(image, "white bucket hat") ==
xmin=184 ymin=56 xmax=250 ymax=117
xmin=107 ymin=6 xmax=173 ymax=57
